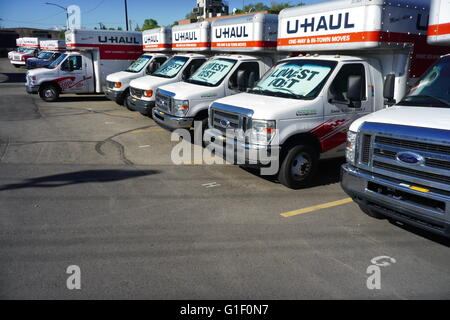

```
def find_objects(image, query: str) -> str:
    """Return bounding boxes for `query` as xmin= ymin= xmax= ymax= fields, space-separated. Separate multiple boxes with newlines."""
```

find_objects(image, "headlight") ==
xmin=144 ymin=90 xmax=153 ymax=97
xmin=346 ymin=131 xmax=358 ymax=165
xmin=173 ymin=99 xmax=189 ymax=117
xmin=114 ymin=82 xmax=122 ymax=88
xmin=249 ymin=120 xmax=276 ymax=145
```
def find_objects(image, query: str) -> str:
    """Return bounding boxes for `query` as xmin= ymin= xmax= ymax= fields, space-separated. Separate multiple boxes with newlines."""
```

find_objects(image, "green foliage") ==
xmin=235 ymin=1 xmax=304 ymax=14
xmin=141 ymin=19 xmax=159 ymax=31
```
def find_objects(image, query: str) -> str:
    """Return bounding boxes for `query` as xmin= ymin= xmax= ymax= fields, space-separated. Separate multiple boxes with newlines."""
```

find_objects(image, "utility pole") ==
xmin=45 ymin=2 xmax=68 ymax=30
xmin=124 ymin=0 xmax=129 ymax=31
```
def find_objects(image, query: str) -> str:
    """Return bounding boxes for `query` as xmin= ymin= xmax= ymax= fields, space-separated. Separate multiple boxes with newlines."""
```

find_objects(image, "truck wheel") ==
xmin=278 ymin=145 xmax=318 ymax=189
xmin=359 ymin=204 xmax=385 ymax=219
xmin=13 ymin=64 xmax=21 ymax=69
xmin=39 ymin=84 xmax=59 ymax=102
xmin=122 ymin=91 xmax=133 ymax=111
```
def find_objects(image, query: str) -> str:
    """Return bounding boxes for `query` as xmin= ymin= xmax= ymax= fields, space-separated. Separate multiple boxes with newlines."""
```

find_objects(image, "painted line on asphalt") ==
xmin=280 ymin=198 xmax=353 ymax=218
xmin=131 ymin=128 xmax=164 ymax=134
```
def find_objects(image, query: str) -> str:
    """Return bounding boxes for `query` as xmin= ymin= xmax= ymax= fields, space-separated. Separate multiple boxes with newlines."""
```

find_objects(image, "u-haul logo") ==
xmin=287 ymin=12 xmax=355 ymax=34
xmin=98 ymin=36 xmax=140 ymax=44
xmin=144 ymin=35 xmax=160 ymax=43
xmin=174 ymin=31 xmax=199 ymax=42
xmin=214 ymin=25 xmax=250 ymax=39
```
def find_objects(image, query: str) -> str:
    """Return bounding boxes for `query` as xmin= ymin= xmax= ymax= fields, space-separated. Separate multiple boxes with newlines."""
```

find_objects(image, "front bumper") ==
xmin=152 ymin=108 xmax=194 ymax=131
xmin=203 ymin=128 xmax=280 ymax=166
xmin=104 ymin=88 xmax=124 ymax=103
xmin=341 ymin=163 xmax=450 ymax=237
xmin=25 ymin=83 xmax=39 ymax=94
xmin=127 ymin=96 xmax=155 ymax=115
xmin=11 ymin=60 xmax=25 ymax=65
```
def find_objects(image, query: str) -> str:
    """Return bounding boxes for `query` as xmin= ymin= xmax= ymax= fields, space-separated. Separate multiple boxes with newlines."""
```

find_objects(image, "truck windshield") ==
xmin=126 ymin=55 xmax=153 ymax=73
xmin=152 ymin=56 xmax=189 ymax=78
xmin=399 ymin=55 xmax=450 ymax=108
xmin=22 ymin=48 xmax=35 ymax=55
xmin=48 ymin=53 xmax=67 ymax=69
xmin=186 ymin=58 xmax=237 ymax=87
xmin=249 ymin=59 xmax=337 ymax=100
xmin=37 ymin=51 xmax=53 ymax=59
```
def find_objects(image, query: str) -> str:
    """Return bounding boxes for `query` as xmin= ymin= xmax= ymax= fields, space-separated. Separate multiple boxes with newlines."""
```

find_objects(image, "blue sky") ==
xmin=0 ymin=0 xmax=322 ymax=30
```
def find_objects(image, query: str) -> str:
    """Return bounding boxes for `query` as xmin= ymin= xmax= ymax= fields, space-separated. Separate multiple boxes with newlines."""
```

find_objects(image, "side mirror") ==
xmin=346 ymin=75 xmax=364 ymax=108
xmin=383 ymin=73 xmax=396 ymax=106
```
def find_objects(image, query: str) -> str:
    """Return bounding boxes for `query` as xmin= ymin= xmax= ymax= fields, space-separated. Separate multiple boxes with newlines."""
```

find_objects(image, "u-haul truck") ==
xmin=26 ymin=40 xmax=66 ymax=70
xmin=105 ymin=27 xmax=172 ymax=107
xmin=152 ymin=13 xmax=280 ymax=131
xmin=25 ymin=29 xmax=143 ymax=102
xmin=10 ymin=37 xmax=40 ymax=68
xmin=8 ymin=38 xmax=23 ymax=60
xmin=205 ymin=0 xmax=448 ymax=189
xmin=341 ymin=0 xmax=450 ymax=238
xmin=127 ymin=22 xmax=211 ymax=116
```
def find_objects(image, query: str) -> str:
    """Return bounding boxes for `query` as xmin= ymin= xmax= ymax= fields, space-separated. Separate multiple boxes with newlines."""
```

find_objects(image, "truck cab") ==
xmin=128 ymin=53 xmax=209 ymax=116
xmin=11 ymin=47 xmax=39 ymax=68
xmin=105 ymin=53 xmax=170 ymax=107
xmin=153 ymin=53 xmax=274 ymax=129
xmin=26 ymin=51 xmax=95 ymax=101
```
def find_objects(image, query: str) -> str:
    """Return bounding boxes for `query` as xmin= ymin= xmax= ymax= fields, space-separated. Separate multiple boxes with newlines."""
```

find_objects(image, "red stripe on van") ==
xmin=211 ymin=40 xmax=277 ymax=48
xmin=173 ymin=42 xmax=210 ymax=48
xmin=144 ymin=44 xmax=172 ymax=49
xmin=67 ymin=43 xmax=143 ymax=60
xmin=428 ymin=22 xmax=450 ymax=36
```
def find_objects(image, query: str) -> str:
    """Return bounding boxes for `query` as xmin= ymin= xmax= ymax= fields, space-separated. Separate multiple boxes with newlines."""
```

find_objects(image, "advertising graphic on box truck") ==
xmin=10 ymin=37 xmax=40 ymax=68
xmin=341 ymin=0 xmax=450 ymax=237
xmin=105 ymin=27 xmax=172 ymax=107
xmin=152 ymin=13 xmax=281 ymax=132
xmin=26 ymin=40 xmax=66 ymax=70
xmin=127 ymin=22 xmax=211 ymax=116
xmin=204 ymin=0 xmax=449 ymax=189
xmin=25 ymin=29 xmax=143 ymax=102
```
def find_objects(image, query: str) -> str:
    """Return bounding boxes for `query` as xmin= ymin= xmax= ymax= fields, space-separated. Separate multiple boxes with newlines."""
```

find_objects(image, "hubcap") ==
xmin=44 ymin=89 xmax=53 ymax=98
xmin=290 ymin=153 xmax=311 ymax=180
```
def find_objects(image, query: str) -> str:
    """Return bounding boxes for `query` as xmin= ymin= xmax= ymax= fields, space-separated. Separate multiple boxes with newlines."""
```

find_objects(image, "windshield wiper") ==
xmin=401 ymin=95 xmax=450 ymax=106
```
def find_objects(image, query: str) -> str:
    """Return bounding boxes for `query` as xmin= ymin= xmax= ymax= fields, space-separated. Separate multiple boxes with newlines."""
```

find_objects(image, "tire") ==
xmin=278 ymin=144 xmax=318 ymax=189
xmin=39 ymin=84 xmax=59 ymax=102
xmin=359 ymin=204 xmax=385 ymax=219
xmin=122 ymin=90 xmax=133 ymax=111
xmin=13 ymin=64 xmax=21 ymax=68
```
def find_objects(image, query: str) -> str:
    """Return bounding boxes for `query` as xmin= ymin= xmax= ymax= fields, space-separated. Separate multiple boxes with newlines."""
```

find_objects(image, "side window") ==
xmin=229 ymin=62 xmax=260 ymax=92
xmin=329 ymin=63 xmax=366 ymax=102
xmin=148 ymin=57 xmax=168 ymax=74
xmin=182 ymin=59 xmax=206 ymax=79
xmin=64 ymin=56 xmax=82 ymax=70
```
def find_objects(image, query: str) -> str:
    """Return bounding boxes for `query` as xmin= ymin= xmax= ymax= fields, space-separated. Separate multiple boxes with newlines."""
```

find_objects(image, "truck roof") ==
xmin=143 ymin=27 xmax=172 ymax=52
xmin=211 ymin=13 xmax=278 ymax=53
xmin=39 ymin=39 xmax=66 ymax=51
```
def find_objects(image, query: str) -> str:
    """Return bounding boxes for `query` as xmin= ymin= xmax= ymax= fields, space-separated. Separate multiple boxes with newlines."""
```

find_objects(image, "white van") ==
xmin=25 ymin=29 xmax=143 ymax=102
xmin=105 ymin=27 xmax=172 ymax=107
xmin=341 ymin=0 xmax=450 ymax=237
xmin=10 ymin=37 xmax=40 ymax=68
xmin=127 ymin=21 xmax=211 ymax=116
xmin=152 ymin=13 xmax=281 ymax=131
xmin=204 ymin=0 xmax=449 ymax=189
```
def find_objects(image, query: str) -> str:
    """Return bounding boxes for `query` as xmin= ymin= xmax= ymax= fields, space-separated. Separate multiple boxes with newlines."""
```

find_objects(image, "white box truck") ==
xmin=105 ymin=27 xmax=172 ymax=107
xmin=8 ymin=38 xmax=23 ymax=60
xmin=341 ymin=0 xmax=450 ymax=237
xmin=152 ymin=13 xmax=281 ymax=131
xmin=205 ymin=0 xmax=448 ymax=189
xmin=127 ymin=21 xmax=211 ymax=116
xmin=25 ymin=29 xmax=143 ymax=102
xmin=10 ymin=37 xmax=40 ymax=68
xmin=26 ymin=39 xmax=66 ymax=69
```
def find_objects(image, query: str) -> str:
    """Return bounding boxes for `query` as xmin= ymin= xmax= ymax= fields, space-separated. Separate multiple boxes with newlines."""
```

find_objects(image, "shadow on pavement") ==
xmin=0 ymin=169 xmax=160 ymax=191
xmin=56 ymin=95 xmax=110 ymax=103
xmin=388 ymin=219 xmax=450 ymax=247
xmin=0 ymin=73 xmax=26 ymax=83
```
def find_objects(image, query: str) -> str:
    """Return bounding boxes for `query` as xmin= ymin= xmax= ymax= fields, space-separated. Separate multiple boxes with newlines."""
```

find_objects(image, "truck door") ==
xmin=225 ymin=61 xmax=260 ymax=96
xmin=323 ymin=62 xmax=371 ymax=153
xmin=59 ymin=55 xmax=90 ymax=93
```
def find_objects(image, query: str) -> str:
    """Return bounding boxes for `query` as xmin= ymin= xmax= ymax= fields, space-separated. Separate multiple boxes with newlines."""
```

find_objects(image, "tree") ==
xmin=234 ymin=1 xmax=304 ymax=14
xmin=117 ymin=27 xmax=123 ymax=30
xmin=185 ymin=12 xmax=197 ymax=20
xmin=269 ymin=1 xmax=304 ymax=13
xmin=235 ymin=2 xmax=269 ymax=14
xmin=141 ymin=19 xmax=159 ymax=31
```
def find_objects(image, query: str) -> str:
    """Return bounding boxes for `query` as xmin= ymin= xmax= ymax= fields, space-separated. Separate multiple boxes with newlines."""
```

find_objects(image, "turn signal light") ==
xmin=144 ymin=90 xmax=153 ymax=97
xmin=115 ymin=82 xmax=122 ymax=88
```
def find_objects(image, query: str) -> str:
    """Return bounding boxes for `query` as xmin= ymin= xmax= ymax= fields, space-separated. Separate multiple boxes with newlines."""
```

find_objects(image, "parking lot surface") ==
xmin=0 ymin=58 xmax=449 ymax=299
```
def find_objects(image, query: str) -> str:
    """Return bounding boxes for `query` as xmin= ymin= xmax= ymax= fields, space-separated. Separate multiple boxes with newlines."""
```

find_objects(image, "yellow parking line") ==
xmin=280 ymin=198 xmax=353 ymax=218
xmin=131 ymin=128 xmax=164 ymax=134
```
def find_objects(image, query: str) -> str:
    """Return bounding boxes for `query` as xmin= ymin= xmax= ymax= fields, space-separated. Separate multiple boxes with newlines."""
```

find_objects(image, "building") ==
xmin=193 ymin=0 xmax=229 ymax=20
xmin=1 ymin=27 xmax=62 ymax=39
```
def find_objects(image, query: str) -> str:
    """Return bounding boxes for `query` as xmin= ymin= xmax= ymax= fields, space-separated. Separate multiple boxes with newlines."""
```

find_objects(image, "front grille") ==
xmin=375 ymin=136 xmax=450 ymax=155
xmin=106 ymin=81 xmax=115 ymax=89
xmin=210 ymin=108 xmax=248 ymax=134
xmin=130 ymin=87 xmax=143 ymax=99
xmin=373 ymin=161 xmax=450 ymax=185
xmin=155 ymin=92 xmax=172 ymax=113
xmin=360 ymin=134 xmax=372 ymax=164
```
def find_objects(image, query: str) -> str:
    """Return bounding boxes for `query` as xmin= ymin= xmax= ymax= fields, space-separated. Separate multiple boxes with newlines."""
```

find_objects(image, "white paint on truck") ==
xmin=25 ymin=29 xmax=143 ymax=102
xmin=152 ymin=13 xmax=281 ymax=131
xmin=205 ymin=0 xmax=448 ymax=189
xmin=428 ymin=0 xmax=450 ymax=45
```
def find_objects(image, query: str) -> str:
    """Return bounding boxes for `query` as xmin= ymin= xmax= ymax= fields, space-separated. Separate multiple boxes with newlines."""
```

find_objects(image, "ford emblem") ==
xmin=396 ymin=152 xmax=424 ymax=165
xmin=219 ymin=119 xmax=231 ymax=129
